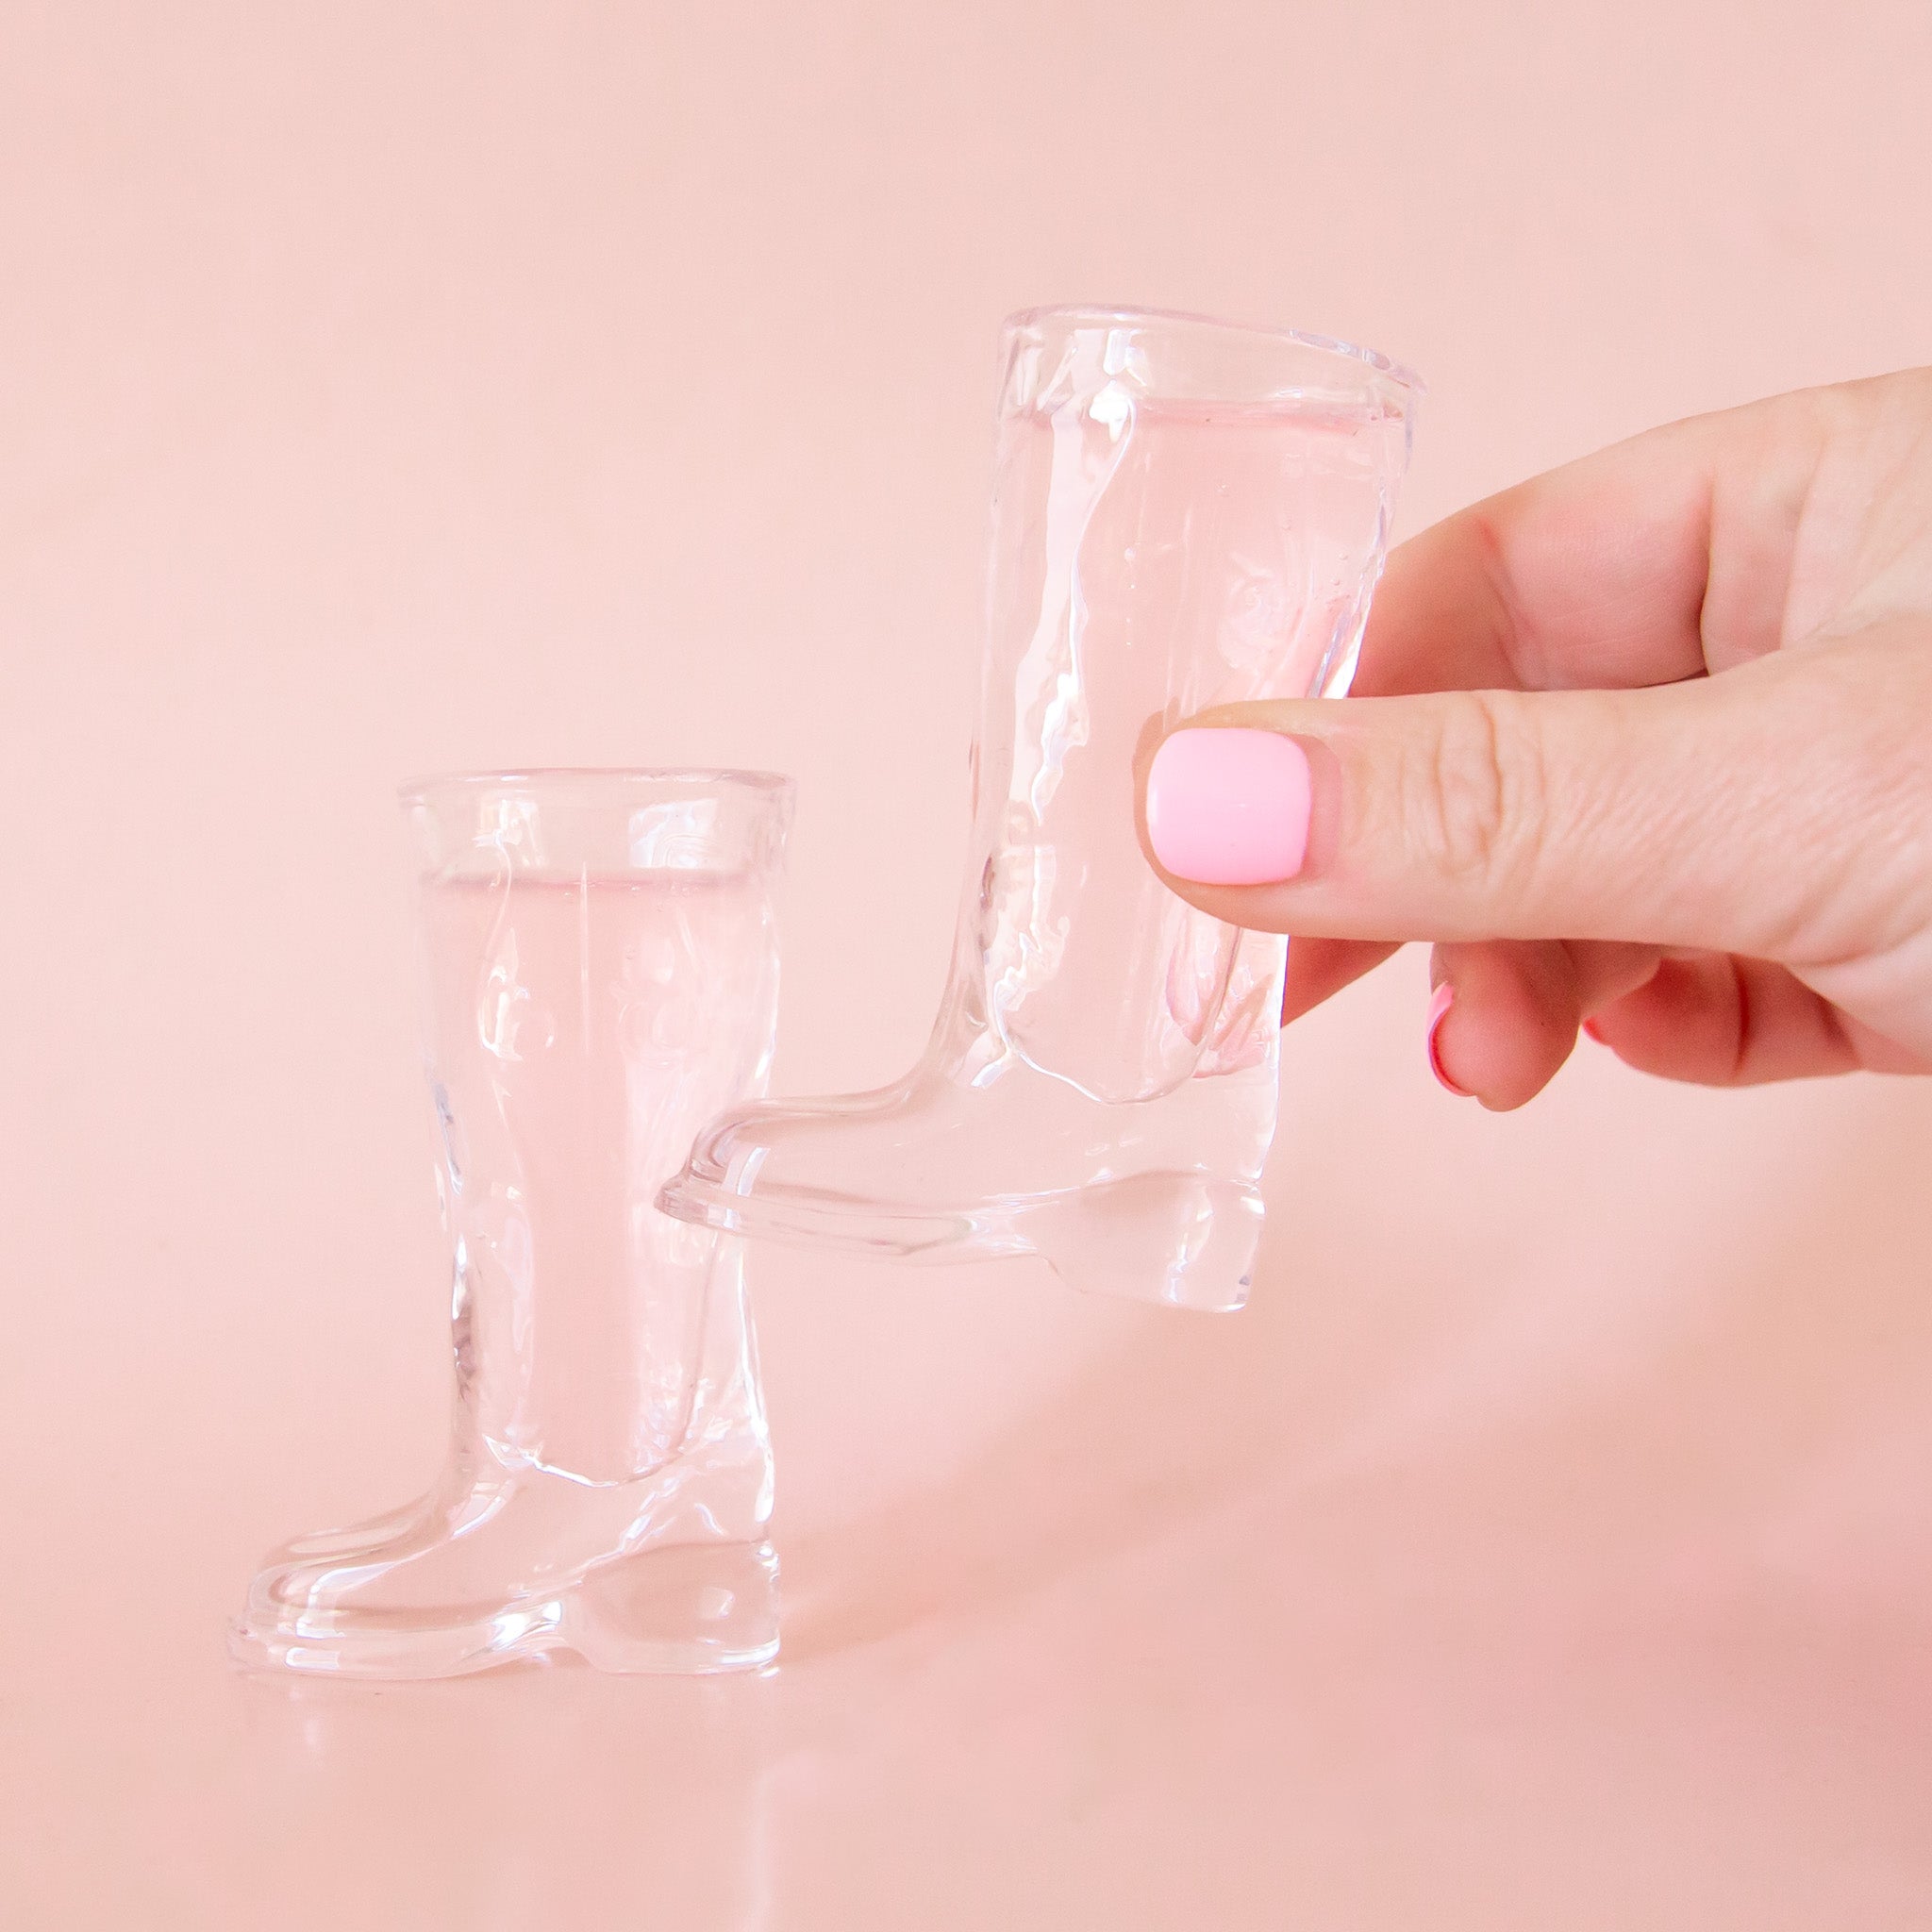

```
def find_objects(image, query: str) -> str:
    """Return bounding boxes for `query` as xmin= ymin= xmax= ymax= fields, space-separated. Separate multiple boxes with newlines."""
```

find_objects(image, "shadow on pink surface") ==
xmin=777 ymin=1072 xmax=1932 ymax=1674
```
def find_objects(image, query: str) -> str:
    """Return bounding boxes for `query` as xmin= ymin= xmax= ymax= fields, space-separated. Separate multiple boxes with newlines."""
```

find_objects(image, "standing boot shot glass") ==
xmin=232 ymin=770 xmax=793 ymax=1677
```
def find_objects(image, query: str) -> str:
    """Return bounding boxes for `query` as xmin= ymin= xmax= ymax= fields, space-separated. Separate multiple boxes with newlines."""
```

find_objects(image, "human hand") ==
xmin=1140 ymin=371 xmax=1932 ymax=1108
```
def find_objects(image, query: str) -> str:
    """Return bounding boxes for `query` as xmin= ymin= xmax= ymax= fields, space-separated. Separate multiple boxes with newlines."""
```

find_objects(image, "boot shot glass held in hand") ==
xmin=661 ymin=308 xmax=1420 ymax=1310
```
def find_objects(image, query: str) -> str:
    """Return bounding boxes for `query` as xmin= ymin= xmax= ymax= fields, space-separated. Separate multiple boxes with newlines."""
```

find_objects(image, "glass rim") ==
xmin=1002 ymin=302 xmax=1424 ymax=400
xmin=397 ymin=766 xmax=796 ymax=807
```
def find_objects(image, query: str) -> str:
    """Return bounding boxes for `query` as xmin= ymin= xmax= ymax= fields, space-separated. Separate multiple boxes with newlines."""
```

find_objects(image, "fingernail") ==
xmin=1581 ymin=1016 xmax=1606 ymax=1043
xmin=1426 ymin=983 xmax=1472 ymax=1098
xmin=1145 ymin=728 xmax=1312 ymax=886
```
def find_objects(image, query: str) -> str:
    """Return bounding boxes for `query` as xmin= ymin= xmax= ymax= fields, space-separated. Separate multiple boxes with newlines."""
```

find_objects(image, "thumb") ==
xmin=1139 ymin=644 xmax=1888 ymax=962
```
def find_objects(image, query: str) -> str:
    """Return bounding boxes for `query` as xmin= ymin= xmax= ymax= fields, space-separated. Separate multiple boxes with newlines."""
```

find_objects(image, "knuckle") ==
xmin=1406 ymin=691 xmax=1546 ymax=893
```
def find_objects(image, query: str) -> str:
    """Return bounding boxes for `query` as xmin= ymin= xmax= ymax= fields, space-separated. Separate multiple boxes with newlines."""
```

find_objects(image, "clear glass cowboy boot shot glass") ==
xmin=661 ymin=308 xmax=1420 ymax=1313
xmin=232 ymin=769 xmax=794 ymax=1677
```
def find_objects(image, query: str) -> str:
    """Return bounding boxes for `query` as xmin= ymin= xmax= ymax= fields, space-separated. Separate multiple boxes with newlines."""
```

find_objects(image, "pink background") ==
xmin=6 ymin=3 xmax=1932 ymax=1924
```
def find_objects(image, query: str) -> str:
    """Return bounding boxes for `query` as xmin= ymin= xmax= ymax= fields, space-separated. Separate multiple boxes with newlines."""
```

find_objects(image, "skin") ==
xmin=1139 ymin=369 xmax=1932 ymax=1108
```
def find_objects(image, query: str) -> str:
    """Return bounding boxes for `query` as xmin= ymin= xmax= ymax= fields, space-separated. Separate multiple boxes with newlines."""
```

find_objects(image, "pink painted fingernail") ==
xmin=1426 ymin=983 xmax=1472 ymax=1097
xmin=1145 ymin=728 xmax=1312 ymax=886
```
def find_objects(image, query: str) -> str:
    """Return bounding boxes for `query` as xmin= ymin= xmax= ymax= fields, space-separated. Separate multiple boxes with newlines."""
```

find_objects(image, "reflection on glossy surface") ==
xmin=662 ymin=309 xmax=1418 ymax=1311
xmin=231 ymin=773 xmax=793 ymax=1677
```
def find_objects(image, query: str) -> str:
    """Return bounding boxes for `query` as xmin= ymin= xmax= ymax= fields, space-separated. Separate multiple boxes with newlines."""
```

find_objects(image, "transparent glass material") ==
xmin=232 ymin=770 xmax=794 ymax=1676
xmin=662 ymin=308 xmax=1419 ymax=1312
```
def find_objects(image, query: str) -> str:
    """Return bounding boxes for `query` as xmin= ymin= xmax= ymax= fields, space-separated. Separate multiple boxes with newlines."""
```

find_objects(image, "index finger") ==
xmin=1353 ymin=391 xmax=1821 ymax=699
